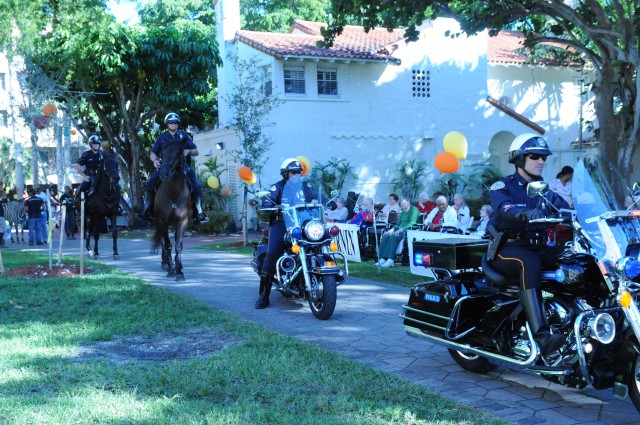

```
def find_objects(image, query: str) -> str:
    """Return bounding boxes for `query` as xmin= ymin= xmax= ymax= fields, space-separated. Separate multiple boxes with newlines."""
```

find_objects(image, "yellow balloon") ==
xmin=296 ymin=155 xmax=311 ymax=176
xmin=443 ymin=131 xmax=468 ymax=159
xmin=243 ymin=172 xmax=257 ymax=185
xmin=207 ymin=175 xmax=219 ymax=189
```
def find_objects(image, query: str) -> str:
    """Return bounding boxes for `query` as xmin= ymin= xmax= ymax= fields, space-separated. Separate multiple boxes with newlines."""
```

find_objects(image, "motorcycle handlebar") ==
xmin=529 ymin=217 xmax=564 ymax=224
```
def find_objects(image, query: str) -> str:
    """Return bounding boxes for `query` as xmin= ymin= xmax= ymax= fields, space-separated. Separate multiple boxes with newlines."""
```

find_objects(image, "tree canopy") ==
xmin=241 ymin=0 xmax=329 ymax=32
xmin=325 ymin=0 xmax=640 ymax=180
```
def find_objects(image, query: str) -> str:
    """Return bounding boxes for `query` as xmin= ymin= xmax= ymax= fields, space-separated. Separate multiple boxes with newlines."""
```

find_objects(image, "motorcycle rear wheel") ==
xmin=628 ymin=351 xmax=640 ymax=412
xmin=448 ymin=349 xmax=497 ymax=374
xmin=308 ymin=274 xmax=337 ymax=320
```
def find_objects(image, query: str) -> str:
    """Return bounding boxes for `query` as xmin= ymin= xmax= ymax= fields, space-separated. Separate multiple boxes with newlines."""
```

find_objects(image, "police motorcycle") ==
xmin=401 ymin=154 xmax=640 ymax=411
xmin=251 ymin=175 xmax=348 ymax=320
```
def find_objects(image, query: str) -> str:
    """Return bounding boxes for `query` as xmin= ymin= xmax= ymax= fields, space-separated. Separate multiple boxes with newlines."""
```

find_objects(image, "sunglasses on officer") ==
xmin=527 ymin=154 xmax=548 ymax=161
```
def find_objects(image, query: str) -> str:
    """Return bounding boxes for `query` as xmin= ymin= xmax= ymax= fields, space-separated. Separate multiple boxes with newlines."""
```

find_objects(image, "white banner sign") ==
xmin=335 ymin=223 xmax=362 ymax=262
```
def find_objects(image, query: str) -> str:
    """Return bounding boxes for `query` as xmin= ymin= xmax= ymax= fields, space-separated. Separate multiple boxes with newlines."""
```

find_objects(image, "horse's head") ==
xmin=159 ymin=139 xmax=186 ymax=182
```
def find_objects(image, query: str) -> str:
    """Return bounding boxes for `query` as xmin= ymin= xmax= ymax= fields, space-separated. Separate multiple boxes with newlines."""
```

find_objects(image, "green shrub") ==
xmin=196 ymin=211 xmax=234 ymax=234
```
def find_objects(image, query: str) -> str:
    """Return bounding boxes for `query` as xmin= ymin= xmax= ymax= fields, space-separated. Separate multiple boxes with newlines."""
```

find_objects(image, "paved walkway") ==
xmin=11 ymin=233 xmax=640 ymax=425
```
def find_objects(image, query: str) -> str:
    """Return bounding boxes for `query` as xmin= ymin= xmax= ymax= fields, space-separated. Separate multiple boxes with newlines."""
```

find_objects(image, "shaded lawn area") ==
xmin=0 ymin=250 xmax=509 ymax=425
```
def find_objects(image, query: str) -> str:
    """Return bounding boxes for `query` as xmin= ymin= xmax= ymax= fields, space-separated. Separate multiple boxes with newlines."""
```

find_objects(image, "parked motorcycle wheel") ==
xmin=448 ymin=349 xmax=497 ymax=374
xmin=628 ymin=351 xmax=640 ymax=412
xmin=308 ymin=274 xmax=337 ymax=320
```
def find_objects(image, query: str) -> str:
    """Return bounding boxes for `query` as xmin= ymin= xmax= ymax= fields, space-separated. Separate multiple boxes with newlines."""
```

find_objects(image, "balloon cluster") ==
xmin=34 ymin=104 xmax=58 ymax=130
xmin=238 ymin=166 xmax=256 ymax=185
xmin=296 ymin=156 xmax=311 ymax=176
xmin=434 ymin=131 xmax=467 ymax=174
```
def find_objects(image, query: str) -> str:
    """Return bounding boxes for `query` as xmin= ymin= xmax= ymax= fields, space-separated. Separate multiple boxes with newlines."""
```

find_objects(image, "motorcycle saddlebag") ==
xmin=403 ymin=279 xmax=480 ymax=333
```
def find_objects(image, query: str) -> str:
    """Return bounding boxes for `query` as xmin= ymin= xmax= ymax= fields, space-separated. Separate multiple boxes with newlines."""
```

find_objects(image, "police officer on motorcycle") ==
xmin=141 ymin=112 xmax=209 ymax=224
xmin=75 ymin=135 xmax=104 ymax=202
xmin=256 ymin=158 xmax=316 ymax=309
xmin=488 ymin=133 xmax=571 ymax=358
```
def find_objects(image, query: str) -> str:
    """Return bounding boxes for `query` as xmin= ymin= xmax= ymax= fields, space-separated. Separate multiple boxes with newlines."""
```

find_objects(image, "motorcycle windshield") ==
xmin=572 ymin=154 xmax=640 ymax=263
xmin=281 ymin=175 xmax=324 ymax=229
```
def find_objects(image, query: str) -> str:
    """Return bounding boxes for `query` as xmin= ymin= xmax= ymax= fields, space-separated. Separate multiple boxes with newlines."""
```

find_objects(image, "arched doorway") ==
xmin=488 ymin=131 xmax=516 ymax=177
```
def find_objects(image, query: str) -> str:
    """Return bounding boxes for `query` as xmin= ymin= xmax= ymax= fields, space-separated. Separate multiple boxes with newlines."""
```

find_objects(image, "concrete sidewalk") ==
xmin=16 ymin=234 xmax=640 ymax=425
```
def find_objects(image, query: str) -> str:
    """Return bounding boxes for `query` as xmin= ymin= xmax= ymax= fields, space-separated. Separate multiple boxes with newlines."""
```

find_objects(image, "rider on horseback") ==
xmin=141 ymin=112 xmax=209 ymax=224
xmin=75 ymin=135 xmax=104 ymax=202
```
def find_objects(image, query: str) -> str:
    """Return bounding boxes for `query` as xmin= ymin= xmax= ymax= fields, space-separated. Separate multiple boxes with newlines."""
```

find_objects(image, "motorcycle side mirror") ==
xmin=527 ymin=181 xmax=549 ymax=198
xmin=255 ymin=190 xmax=270 ymax=199
xmin=632 ymin=182 xmax=640 ymax=197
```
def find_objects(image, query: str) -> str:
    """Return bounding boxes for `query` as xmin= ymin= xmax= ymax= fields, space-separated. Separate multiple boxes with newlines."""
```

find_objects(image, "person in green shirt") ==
xmin=375 ymin=198 xmax=421 ymax=267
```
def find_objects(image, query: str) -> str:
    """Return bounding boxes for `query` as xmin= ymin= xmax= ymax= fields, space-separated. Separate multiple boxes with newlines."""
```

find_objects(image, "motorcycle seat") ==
xmin=481 ymin=254 xmax=512 ymax=288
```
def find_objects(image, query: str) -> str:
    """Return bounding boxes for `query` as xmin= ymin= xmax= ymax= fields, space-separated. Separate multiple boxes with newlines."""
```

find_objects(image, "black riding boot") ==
xmin=0 ymin=233 xmax=4 ymax=247
xmin=521 ymin=288 xmax=564 ymax=357
xmin=255 ymin=272 xmax=272 ymax=309
xmin=140 ymin=191 xmax=154 ymax=220
xmin=193 ymin=196 xmax=209 ymax=224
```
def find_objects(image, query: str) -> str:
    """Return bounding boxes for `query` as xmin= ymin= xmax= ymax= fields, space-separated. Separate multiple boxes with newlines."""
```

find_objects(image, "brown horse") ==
xmin=151 ymin=138 xmax=191 ymax=281
xmin=83 ymin=150 xmax=121 ymax=260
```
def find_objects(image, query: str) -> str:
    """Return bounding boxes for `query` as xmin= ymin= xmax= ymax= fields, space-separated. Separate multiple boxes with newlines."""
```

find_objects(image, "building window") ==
xmin=412 ymin=69 xmax=430 ymax=98
xmin=0 ymin=110 xmax=7 ymax=127
xmin=284 ymin=66 xmax=305 ymax=94
xmin=317 ymin=67 xmax=338 ymax=95
xmin=262 ymin=65 xmax=272 ymax=96
xmin=0 ymin=73 xmax=5 ymax=91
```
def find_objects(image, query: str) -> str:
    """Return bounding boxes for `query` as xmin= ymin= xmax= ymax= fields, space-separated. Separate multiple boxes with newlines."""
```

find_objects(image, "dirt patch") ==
xmin=2 ymin=264 xmax=92 ymax=279
xmin=72 ymin=328 xmax=239 ymax=362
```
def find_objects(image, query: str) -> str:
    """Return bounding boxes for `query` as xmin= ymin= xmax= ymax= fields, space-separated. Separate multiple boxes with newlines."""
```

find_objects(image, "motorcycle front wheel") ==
xmin=308 ymin=274 xmax=337 ymax=320
xmin=448 ymin=349 xmax=497 ymax=374
xmin=628 ymin=351 xmax=640 ymax=412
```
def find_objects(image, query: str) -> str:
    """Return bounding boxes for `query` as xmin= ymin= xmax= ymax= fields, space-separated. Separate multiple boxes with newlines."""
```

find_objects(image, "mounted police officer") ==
xmin=488 ymin=133 xmax=571 ymax=358
xmin=255 ymin=158 xmax=317 ymax=309
xmin=141 ymin=112 xmax=209 ymax=224
xmin=75 ymin=135 xmax=104 ymax=202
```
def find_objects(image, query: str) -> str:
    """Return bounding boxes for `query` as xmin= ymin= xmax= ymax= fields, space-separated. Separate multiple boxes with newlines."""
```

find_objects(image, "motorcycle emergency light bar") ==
xmin=586 ymin=210 xmax=640 ymax=223
xmin=414 ymin=252 xmax=434 ymax=267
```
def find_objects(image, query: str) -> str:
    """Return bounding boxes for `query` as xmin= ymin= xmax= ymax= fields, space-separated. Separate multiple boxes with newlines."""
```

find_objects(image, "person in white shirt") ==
xmin=424 ymin=196 xmax=457 ymax=232
xmin=549 ymin=165 xmax=573 ymax=207
xmin=453 ymin=193 xmax=471 ymax=233
xmin=325 ymin=197 xmax=348 ymax=222
xmin=378 ymin=193 xmax=401 ymax=222
xmin=472 ymin=204 xmax=492 ymax=236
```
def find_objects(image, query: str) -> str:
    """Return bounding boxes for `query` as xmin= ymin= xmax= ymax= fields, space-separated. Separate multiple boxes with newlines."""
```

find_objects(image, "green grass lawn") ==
xmin=0 ymin=250 xmax=510 ymax=425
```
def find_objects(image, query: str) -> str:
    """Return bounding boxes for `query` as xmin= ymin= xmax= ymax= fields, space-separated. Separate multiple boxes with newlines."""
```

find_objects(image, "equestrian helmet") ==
xmin=280 ymin=158 xmax=303 ymax=178
xmin=164 ymin=112 xmax=180 ymax=124
xmin=88 ymin=135 xmax=102 ymax=145
xmin=508 ymin=133 xmax=553 ymax=168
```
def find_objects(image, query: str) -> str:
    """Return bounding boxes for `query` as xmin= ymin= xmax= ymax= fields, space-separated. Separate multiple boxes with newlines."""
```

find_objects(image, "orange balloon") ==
xmin=238 ymin=166 xmax=252 ymax=181
xmin=242 ymin=172 xmax=257 ymax=185
xmin=434 ymin=151 xmax=460 ymax=174
xmin=296 ymin=156 xmax=311 ymax=176
xmin=43 ymin=103 xmax=58 ymax=117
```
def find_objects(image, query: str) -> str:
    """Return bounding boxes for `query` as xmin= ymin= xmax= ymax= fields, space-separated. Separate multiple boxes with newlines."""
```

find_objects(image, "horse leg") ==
xmin=164 ymin=231 xmax=176 ymax=277
xmin=92 ymin=219 xmax=100 ymax=259
xmin=111 ymin=213 xmax=119 ymax=260
xmin=85 ymin=217 xmax=93 ymax=256
xmin=173 ymin=220 xmax=188 ymax=281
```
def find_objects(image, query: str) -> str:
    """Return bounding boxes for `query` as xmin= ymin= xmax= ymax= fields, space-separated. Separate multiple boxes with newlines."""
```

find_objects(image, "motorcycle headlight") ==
xmin=615 ymin=257 xmax=640 ymax=279
xmin=304 ymin=221 xmax=325 ymax=241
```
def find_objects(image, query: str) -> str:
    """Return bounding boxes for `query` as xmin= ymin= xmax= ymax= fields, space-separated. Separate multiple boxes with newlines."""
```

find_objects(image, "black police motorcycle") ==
xmin=401 ymin=155 xmax=640 ymax=411
xmin=251 ymin=176 xmax=348 ymax=320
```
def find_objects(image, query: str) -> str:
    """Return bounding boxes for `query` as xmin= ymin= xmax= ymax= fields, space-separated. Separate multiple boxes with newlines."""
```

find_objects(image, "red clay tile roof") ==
xmin=488 ymin=30 xmax=578 ymax=66
xmin=235 ymin=19 xmax=403 ymax=64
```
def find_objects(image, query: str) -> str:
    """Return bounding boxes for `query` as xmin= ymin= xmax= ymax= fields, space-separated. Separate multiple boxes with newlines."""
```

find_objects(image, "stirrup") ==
xmin=197 ymin=212 xmax=209 ymax=224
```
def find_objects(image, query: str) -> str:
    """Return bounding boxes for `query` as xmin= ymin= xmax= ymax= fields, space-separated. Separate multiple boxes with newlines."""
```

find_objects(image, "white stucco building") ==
xmin=200 ymin=0 xmax=602 ymax=228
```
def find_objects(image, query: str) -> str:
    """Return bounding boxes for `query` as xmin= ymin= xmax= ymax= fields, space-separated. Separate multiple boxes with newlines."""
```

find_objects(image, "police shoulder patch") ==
xmin=490 ymin=181 xmax=505 ymax=191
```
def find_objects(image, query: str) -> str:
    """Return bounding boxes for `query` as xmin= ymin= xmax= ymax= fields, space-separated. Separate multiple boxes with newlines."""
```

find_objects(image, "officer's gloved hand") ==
xmin=519 ymin=209 xmax=546 ymax=222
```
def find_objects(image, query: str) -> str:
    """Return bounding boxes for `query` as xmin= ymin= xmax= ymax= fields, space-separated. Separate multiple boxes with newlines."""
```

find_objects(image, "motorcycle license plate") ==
xmin=424 ymin=293 xmax=441 ymax=303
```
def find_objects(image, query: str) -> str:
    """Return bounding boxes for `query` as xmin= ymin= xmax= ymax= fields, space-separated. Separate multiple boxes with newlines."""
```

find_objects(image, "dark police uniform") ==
xmin=146 ymin=129 xmax=201 ymax=197
xmin=488 ymin=172 xmax=571 ymax=290
xmin=77 ymin=150 xmax=104 ymax=196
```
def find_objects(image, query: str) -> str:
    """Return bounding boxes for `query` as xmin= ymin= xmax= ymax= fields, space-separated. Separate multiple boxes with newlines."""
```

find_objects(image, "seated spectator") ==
xmin=549 ymin=165 xmax=574 ymax=207
xmin=375 ymin=198 xmax=421 ymax=268
xmin=325 ymin=197 xmax=348 ymax=222
xmin=378 ymin=193 xmax=401 ymax=222
xmin=471 ymin=204 xmax=492 ymax=237
xmin=415 ymin=192 xmax=435 ymax=214
xmin=424 ymin=195 xmax=457 ymax=232
xmin=349 ymin=198 xmax=374 ymax=225
xmin=452 ymin=193 xmax=471 ymax=233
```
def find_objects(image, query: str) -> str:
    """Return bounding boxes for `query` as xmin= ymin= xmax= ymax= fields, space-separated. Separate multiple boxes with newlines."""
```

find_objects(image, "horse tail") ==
xmin=151 ymin=226 xmax=163 ymax=255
